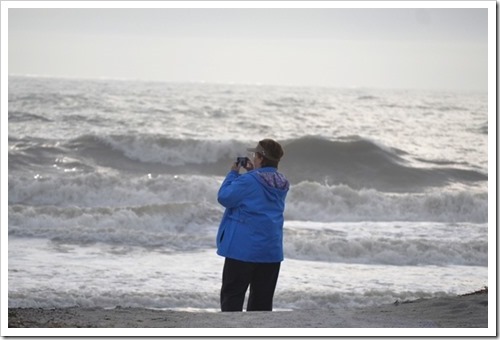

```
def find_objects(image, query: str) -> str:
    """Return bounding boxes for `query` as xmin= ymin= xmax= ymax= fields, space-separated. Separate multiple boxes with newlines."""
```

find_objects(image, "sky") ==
xmin=7 ymin=5 xmax=489 ymax=91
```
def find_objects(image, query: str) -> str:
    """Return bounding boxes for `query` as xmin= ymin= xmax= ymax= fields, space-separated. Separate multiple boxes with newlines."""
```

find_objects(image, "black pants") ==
xmin=220 ymin=257 xmax=281 ymax=312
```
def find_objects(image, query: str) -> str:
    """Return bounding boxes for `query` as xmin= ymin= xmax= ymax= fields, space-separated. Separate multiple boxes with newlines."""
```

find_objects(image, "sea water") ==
xmin=8 ymin=76 xmax=488 ymax=310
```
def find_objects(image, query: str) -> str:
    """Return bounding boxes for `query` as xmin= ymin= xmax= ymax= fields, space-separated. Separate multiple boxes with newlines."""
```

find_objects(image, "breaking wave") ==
xmin=9 ymin=134 xmax=487 ymax=192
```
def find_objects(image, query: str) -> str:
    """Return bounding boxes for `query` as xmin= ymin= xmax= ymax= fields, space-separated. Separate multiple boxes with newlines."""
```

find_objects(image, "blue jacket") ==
xmin=216 ymin=167 xmax=290 ymax=263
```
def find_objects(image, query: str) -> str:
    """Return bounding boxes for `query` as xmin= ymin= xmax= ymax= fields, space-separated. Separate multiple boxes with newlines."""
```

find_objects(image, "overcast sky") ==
xmin=8 ymin=7 xmax=489 ymax=91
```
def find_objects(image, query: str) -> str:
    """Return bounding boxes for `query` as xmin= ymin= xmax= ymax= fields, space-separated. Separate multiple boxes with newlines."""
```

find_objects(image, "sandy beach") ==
xmin=6 ymin=289 xmax=490 ymax=336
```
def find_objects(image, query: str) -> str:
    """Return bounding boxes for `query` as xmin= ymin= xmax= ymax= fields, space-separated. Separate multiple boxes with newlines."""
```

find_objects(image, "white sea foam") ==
xmin=9 ymin=172 xmax=487 ymax=223
xmin=102 ymin=135 xmax=247 ymax=166
xmin=284 ymin=221 xmax=487 ymax=266
xmin=8 ymin=239 xmax=487 ymax=310
xmin=8 ymin=200 xmax=488 ymax=266
xmin=286 ymin=181 xmax=487 ymax=223
xmin=8 ymin=173 xmax=221 ymax=208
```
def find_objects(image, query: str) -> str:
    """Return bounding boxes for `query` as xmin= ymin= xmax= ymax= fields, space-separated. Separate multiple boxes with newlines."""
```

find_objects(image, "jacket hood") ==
xmin=250 ymin=168 xmax=289 ymax=201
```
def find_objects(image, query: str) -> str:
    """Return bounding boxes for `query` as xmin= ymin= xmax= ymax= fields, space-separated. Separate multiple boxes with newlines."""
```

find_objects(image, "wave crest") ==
xmin=9 ymin=134 xmax=487 ymax=192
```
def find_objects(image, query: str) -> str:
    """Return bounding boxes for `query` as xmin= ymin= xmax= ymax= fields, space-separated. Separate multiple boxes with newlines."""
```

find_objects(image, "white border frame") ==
xmin=1 ymin=0 xmax=496 ymax=337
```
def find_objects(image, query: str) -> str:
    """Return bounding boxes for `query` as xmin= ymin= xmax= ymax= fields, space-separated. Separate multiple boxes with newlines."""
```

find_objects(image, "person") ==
xmin=216 ymin=139 xmax=290 ymax=312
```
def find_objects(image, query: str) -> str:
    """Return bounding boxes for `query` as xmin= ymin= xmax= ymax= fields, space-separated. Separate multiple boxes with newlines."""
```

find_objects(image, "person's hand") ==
xmin=231 ymin=162 xmax=241 ymax=172
xmin=231 ymin=157 xmax=253 ymax=172
xmin=244 ymin=159 xmax=254 ymax=171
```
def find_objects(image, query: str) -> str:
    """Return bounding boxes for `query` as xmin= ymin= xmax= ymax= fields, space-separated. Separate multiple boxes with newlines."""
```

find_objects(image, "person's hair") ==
xmin=258 ymin=139 xmax=284 ymax=168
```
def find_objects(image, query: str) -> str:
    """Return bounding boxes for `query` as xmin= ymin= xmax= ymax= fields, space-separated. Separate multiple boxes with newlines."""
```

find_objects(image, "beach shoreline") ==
xmin=7 ymin=290 xmax=488 ymax=330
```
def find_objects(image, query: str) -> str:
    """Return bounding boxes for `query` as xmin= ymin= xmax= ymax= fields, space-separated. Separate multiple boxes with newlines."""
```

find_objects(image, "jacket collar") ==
xmin=256 ymin=166 xmax=277 ymax=173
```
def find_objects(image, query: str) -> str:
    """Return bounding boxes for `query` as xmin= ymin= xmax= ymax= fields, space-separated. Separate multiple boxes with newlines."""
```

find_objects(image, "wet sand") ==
xmin=6 ymin=290 xmax=489 ymax=336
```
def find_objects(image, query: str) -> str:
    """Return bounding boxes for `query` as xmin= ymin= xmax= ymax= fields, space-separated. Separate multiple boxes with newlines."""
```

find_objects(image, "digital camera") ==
xmin=236 ymin=157 xmax=249 ymax=167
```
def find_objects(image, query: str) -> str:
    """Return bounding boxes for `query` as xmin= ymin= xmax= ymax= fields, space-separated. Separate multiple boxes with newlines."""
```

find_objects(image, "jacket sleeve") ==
xmin=217 ymin=171 xmax=256 ymax=208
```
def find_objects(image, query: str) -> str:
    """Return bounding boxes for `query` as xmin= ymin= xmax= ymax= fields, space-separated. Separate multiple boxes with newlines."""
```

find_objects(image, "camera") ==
xmin=236 ymin=157 xmax=249 ymax=167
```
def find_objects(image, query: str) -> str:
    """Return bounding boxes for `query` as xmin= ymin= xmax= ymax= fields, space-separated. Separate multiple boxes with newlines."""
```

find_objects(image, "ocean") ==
xmin=8 ymin=75 xmax=488 ymax=311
